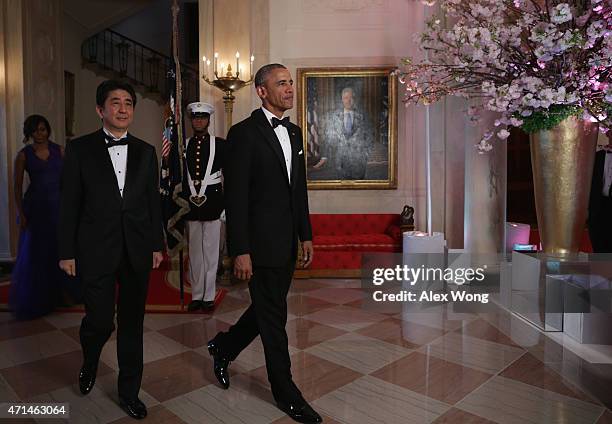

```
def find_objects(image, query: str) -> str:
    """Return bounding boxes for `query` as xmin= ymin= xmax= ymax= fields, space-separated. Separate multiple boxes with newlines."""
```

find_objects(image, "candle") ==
xmin=206 ymin=59 xmax=211 ymax=79
xmin=202 ymin=56 xmax=207 ymax=79
xmin=236 ymin=52 xmax=240 ymax=77
xmin=214 ymin=52 xmax=219 ymax=75
xmin=250 ymin=55 xmax=254 ymax=79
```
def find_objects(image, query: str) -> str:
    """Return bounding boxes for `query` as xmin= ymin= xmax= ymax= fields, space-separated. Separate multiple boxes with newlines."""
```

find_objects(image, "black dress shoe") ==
xmin=187 ymin=300 xmax=203 ymax=312
xmin=202 ymin=300 xmax=215 ymax=311
xmin=78 ymin=366 xmax=97 ymax=395
xmin=277 ymin=401 xmax=323 ymax=423
xmin=119 ymin=397 xmax=147 ymax=420
xmin=207 ymin=339 xmax=230 ymax=389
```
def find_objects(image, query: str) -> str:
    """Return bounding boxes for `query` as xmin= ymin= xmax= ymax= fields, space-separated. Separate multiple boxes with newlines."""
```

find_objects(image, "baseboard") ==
xmin=295 ymin=269 xmax=362 ymax=279
xmin=0 ymin=260 xmax=14 ymax=275
xmin=0 ymin=254 xmax=15 ymax=263
xmin=294 ymin=269 xmax=310 ymax=279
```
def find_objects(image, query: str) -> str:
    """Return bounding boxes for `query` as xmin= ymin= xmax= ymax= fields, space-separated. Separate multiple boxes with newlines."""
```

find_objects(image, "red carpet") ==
xmin=0 ymin=256 xmax=227 ymax=314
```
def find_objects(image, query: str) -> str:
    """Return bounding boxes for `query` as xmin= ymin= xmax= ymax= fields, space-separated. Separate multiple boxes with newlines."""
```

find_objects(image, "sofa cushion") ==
xmin=313 ymin=234 xmax=399 ymax=252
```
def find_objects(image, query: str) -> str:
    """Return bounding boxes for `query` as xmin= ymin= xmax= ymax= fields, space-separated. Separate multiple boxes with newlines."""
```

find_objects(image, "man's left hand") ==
xmin=152 ymin=251 xmax=164 ymax=269
xmin=302 ymin=241 xmax=314 ymax=268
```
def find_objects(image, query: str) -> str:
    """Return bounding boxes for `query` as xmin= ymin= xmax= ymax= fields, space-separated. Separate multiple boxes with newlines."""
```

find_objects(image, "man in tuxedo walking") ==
xmin=58 ymin=80 xmax=164 ymax=420
xmin=589 ymin=130 xmax=612 ymax=252
xmin=207 ymin=64 xmax=322 ymax=423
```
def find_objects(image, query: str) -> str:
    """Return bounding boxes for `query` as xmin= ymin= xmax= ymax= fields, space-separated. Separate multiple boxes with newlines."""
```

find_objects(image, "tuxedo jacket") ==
xmin=58 ymin=129 xmax=164 ymax=277
xmin=225 ymin=108 xmax=312 ymax=267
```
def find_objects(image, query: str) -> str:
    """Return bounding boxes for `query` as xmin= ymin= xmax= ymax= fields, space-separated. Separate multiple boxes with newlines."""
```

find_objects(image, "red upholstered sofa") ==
xmin=296 ymin=213 xmax=402 ymax=278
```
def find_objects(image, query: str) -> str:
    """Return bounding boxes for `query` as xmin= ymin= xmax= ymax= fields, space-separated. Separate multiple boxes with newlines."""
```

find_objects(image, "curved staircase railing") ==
xmin=81 ymin=29 xmax=198 ymax=106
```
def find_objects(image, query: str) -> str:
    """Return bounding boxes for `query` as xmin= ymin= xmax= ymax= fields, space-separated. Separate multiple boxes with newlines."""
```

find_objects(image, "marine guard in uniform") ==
xmin=183 ymin=102 xmax=228 ymax=311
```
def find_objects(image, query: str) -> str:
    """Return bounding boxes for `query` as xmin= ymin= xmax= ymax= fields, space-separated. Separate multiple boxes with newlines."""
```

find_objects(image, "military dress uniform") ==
xmin=183 ymin=102 xmax=228 ymax=310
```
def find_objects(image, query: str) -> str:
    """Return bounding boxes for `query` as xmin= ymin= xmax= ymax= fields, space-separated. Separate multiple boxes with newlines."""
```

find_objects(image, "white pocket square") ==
xmin=298 ymin=150 xmax=303 ymax=155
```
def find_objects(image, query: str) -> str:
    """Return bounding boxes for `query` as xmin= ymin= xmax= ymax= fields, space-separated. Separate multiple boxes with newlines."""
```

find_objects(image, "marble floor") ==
xmin=1 ymin=278 xmax=611 ymax=424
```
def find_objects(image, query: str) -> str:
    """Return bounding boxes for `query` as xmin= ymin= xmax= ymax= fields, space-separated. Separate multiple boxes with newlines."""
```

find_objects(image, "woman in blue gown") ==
xmin=9 ymin=115 xmax=79 ymax=320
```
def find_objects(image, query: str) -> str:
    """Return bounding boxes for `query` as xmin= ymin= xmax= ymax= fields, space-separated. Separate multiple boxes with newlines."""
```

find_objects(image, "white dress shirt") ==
xmin=261 ymin=107 xmax=292 ymax=183
xmin=603 ymin=151 xmax=612 ymax=197
xmin=103 ymin=127 xmax=128 ymax=197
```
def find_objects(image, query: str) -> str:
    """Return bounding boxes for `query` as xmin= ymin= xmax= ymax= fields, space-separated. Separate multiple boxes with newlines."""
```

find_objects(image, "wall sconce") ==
xmin=202 ymin=51 xmax=255 ymax=132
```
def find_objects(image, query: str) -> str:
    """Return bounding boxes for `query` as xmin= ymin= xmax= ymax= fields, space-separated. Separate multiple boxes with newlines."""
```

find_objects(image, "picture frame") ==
xmin=297 ymin=67 xmax=397 ymax=189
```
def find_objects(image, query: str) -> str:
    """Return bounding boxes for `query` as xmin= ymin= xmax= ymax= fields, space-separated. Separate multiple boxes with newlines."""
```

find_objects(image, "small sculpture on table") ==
xmin=400 ymin=205 xmax=415 ymax=232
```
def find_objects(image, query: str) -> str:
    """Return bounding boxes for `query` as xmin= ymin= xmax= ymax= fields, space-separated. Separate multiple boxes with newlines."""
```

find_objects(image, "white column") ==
xmin=0 ymin=0 xmax=63 ymax=260
xmin=444 ymin=96 xmax=467 ymax=248
xmin=464 ymin=112 xmax=507 ymax=253
xmin=199 ymin=0 xmax=215 ymax=132
xmin=22 ymin=0 xmax=65 ymax=146
xmin=0 ymin=0 xmax=26 ymax=260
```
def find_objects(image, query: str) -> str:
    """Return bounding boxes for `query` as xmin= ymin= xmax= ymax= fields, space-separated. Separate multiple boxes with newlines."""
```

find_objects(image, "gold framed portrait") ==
xmin=297 ymin=67 xmax=397 ymax=189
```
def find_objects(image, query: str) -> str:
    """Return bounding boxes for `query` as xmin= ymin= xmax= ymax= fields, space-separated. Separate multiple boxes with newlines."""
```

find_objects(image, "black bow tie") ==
xmin=271 ymin=117 xmax=290 ymax=129
xmin=105 ymin=136 xmax=128 ymax=148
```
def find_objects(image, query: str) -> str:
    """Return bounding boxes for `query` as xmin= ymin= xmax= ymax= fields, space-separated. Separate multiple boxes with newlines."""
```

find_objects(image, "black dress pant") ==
xmin=215 ymin=259 xmax=302 ymax=404
xmin=79 ymin=254 xmax=150 ymax=400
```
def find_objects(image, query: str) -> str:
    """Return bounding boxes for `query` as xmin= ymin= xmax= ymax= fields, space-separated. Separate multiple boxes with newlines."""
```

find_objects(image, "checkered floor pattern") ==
xmin=1 ymin=279 xmax=610 ymax=424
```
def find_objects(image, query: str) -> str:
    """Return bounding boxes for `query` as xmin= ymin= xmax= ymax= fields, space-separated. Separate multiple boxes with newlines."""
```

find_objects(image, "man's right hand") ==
xmin=59 ymin=259 xmax=76 ymax=277
xmin=233 ymin=254 xmax=252 ymax=281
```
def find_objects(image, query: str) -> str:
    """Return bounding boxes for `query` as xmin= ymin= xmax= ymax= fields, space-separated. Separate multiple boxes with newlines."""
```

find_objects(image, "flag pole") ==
xmin=179 ymin=250 xmax=185 ymax=307
xmin=171 ymin=0 xmax=185 ymax=307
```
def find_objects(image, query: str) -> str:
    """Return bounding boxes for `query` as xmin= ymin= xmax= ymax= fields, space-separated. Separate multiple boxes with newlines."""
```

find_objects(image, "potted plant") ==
xmin=399 ymin=0 xmax=611 ymax=255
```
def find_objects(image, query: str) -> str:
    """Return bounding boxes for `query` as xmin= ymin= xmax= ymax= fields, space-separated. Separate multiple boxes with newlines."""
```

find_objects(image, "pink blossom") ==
xmin=497 ymin=129 xmax=511 ymax=139
xmin=397 ymin=0 xmax=612 ymax=147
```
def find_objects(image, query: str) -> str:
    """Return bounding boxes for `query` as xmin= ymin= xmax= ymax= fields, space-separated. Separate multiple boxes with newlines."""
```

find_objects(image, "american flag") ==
xmin=161 ymin=87 xmax=175 ymax=158
xmin=162 ymin=78 xmax=180 ymax=158
xmin=159 ymin=3 xmax=189 ymax=255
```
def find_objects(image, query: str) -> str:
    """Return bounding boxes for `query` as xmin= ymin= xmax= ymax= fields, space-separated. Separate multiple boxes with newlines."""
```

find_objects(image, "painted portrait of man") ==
xmin=299 ymin=68 xmax=396 ymax=188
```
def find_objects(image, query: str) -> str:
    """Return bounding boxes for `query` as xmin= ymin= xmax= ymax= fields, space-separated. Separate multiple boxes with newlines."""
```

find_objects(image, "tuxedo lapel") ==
xmin=122 ymin=135 xmax=140 ymax=206
xmin=252 ymin=109 xmax=290 ymax=185
xmin=94 ymin=129 xmax=123 ymax=204
xmin=289 ymin=126 xmax=300 ymax=189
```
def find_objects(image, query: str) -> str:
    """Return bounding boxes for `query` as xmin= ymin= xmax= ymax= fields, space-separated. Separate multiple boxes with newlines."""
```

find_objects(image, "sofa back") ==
xmin=310 ymin=213 xmax=399 ymax=236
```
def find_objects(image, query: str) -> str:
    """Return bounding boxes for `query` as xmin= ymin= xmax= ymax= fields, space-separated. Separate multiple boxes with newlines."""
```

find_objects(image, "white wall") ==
xmin=195 ymin=0 xmax=472 ymax=245
xmin=1 ymin=0 xmax=65 ymax=259
xmin=0 ymin=0 xmax=23 ymax=260
xmin=263 ymin=1 xmax=477 ymax=248
xmin=266 ymin=0 xmax=430 ymax=227
xmin=64 ymin=14 xmax=165 ymax=158
xmin=111 ymin=0 xmax=172 ymax=58
xmin=110 ymin=0 xmax=198 ymax=64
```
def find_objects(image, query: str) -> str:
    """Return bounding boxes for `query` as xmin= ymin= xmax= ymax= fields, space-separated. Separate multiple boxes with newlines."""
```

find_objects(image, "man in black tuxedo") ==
xmin=207 ymin=64 xmax=321 ymax=424
xmin=58 ymin=80 xmax=163 ymax=420
xmin=588 ymin=130 xmax=612 ymax=252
